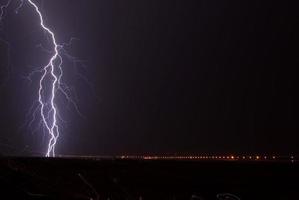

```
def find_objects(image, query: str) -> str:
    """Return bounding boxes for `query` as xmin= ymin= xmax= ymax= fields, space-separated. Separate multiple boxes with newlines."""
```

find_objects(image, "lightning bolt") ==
xmin=0 ymin=0 xmax=11 ymax=21
xmin=0 ymin=0 xmax=84 ymax=157
xmin=26 ymin=0 xmax=61 ymax=157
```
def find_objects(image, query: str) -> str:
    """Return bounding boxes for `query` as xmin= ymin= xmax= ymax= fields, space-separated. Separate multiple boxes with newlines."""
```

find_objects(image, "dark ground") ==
xmin=0 ymin=157 xmax=298 ymax=200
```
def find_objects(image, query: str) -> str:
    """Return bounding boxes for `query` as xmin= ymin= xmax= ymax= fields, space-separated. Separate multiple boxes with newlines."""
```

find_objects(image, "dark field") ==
xmin=0 ymin=157 xmax=298 ymax=200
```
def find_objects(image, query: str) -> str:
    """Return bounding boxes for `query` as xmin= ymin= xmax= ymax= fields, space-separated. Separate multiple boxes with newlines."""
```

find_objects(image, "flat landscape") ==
xmin=0 ymin=157 xmax=298 ymax=199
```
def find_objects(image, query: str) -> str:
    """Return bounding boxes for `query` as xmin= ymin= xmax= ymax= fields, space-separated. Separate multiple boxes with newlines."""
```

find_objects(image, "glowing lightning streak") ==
xmin=1 ymin=0 xmax=89 ymax=157
xmin=26 ymin=0 xmax=61 ymax=157
xmin=0 ymin=0 xmax=11 ymax=21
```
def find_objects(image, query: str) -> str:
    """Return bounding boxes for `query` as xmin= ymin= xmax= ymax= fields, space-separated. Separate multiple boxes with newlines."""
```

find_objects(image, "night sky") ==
xmin=0 ymin=0 xmax=298 ymax=156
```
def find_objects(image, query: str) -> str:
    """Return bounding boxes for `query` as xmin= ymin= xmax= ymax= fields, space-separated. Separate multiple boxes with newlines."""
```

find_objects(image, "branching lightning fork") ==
xmin=27 ymin=0 xmax=61 ymax=157
xmin=0 ymin=0 xmax=83 ymax=157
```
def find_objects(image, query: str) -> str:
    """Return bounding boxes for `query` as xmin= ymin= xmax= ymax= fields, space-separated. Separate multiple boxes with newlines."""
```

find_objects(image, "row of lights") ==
xmin=119 ymin=155 xmax=281 ymax=160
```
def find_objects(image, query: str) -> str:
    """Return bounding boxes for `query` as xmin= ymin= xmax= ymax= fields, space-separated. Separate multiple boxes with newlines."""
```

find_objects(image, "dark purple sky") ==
xmin=0 ymin=0 xmax=298 ymax=156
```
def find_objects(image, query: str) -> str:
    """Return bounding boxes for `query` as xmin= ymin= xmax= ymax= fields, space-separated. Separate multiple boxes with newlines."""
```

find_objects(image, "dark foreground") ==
xmin=0 ymin=157 xmax=298 ymax=200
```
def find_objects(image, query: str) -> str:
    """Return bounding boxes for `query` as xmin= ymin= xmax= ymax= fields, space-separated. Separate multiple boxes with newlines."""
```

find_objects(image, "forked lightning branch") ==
xmin=0 ymin=0 xmax=79 ymax=157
